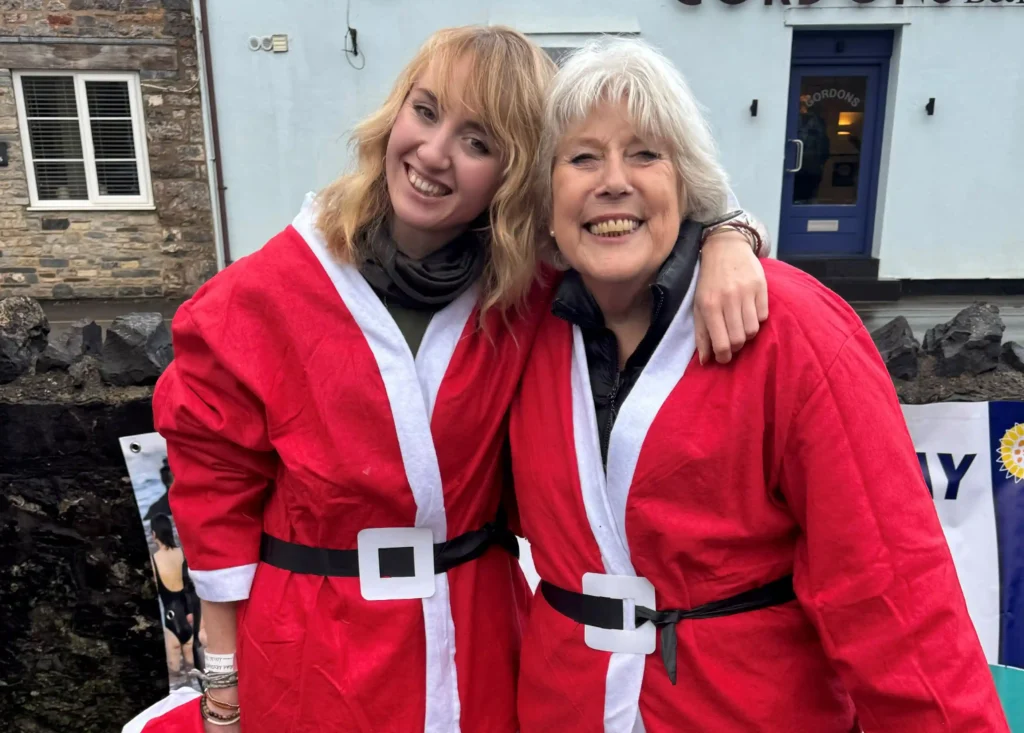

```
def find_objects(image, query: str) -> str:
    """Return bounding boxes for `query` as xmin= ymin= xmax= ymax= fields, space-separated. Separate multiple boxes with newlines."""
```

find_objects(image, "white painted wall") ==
xmin=203 ymin=0 xmax=1023 ymax=278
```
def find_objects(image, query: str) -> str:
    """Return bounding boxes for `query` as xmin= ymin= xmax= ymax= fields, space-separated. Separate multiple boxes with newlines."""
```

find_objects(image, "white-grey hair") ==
xmin=536 ymin=37 xmax=731 ymax=229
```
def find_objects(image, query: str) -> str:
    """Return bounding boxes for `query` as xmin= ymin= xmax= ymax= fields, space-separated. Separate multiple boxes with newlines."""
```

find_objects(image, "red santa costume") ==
xmin=147 ymin=194 xmax=547 ymax=732
xmin=509 ymin=251 xmax=1008 ymax=732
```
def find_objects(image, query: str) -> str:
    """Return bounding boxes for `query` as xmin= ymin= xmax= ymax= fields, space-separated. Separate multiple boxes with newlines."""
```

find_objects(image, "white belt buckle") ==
xmin=357 ymin=527 xmax=436 ymax=601
xmin=582 ymin=573 xmax=657 ymax=655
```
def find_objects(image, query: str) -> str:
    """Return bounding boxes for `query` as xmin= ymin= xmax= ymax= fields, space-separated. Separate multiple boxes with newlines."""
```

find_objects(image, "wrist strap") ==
xmin=204 ymin=652 xmax=236 ymax=675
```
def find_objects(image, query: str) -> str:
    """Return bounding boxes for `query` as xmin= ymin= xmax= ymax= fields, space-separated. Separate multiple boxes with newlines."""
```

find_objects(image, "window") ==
xmin=543 ymin=47 xmax=574 ymax=66
xmin=13 ymin=72 xmax=153 ymax=209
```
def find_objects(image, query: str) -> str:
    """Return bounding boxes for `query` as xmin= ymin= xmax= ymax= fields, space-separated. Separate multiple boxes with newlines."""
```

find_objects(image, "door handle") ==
xmin=785 ymin=138 xmax=804 ymax=173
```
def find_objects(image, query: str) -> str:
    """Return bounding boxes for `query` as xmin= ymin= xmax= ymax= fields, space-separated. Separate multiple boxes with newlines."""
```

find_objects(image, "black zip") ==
xmin=601 ymin=370 xmax=621 ymax=465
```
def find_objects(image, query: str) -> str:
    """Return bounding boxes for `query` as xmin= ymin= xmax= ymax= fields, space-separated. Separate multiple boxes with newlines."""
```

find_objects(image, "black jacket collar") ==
xmin=552 ymin=219 xmax=702 ymax=340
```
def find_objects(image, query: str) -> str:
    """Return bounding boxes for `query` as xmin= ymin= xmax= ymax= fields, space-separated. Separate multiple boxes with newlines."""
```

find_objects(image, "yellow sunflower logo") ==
xmin=998 ymin=423 xmax=1024 ymax=483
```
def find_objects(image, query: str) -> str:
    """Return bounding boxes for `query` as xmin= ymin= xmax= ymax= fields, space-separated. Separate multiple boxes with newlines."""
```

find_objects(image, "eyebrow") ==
xmin=411 ymin=87 xmax=438 ymax=105
xmin=563 ymin=134 xmax=658 ymax=149
xmin=411 ymin=86 xmax=490 ymax=138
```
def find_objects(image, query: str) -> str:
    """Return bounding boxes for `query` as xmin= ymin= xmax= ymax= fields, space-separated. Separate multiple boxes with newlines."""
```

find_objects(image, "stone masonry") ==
xmin=0 ymin=0 xmax=217 ymax=300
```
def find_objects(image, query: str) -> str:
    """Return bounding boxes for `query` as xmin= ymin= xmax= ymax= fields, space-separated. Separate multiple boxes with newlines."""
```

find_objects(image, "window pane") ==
xmin=95 ymin=161 xmax=140 ymax=196
xmin=86 ymin=81 xmax=132 ymax=118
xmin=21 ymin=76 xmax=78 ymax=117
xmin=27 ymin=119 xmax=84 ymax=159
xmin=34 ymin=161 xmax=88 ymax=200
xmin=794 ymin=75 xmax=868 ymax=206
xmin=90 ymin=119 xmax=136 ymax=159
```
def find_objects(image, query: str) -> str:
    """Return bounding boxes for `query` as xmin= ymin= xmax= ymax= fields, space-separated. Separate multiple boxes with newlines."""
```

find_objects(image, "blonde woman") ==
xmin=132 ymin=26 xmax=769 ymax=733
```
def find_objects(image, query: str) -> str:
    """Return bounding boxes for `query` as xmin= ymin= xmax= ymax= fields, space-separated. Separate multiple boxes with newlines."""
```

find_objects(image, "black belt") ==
xmin=260 ymin=514 xmax=519 ymax=579
xmin=541 ymin=574 xmax=796 ymax=684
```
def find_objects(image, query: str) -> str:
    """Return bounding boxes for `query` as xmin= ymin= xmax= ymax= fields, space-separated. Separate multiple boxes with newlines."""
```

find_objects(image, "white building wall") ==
xmin=204 ymin=0 xmax=1023 ymax=278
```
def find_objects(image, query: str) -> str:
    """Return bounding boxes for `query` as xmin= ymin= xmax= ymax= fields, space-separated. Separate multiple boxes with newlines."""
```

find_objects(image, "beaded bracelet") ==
xmin=200 ymin=695 xmax=241 ymax=726
xmin=710 ymin=221 xmax=765 ymax=258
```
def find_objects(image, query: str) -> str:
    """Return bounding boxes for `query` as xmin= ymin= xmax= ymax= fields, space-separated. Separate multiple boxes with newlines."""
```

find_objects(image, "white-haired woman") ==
xmin=509 ymin=38 xmax=1007 ymax=732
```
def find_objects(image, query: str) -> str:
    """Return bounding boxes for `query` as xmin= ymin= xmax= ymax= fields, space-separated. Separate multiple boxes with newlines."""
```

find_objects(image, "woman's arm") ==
xmin=694 ymin=188 xmax=771 ymax=364
xmin=778 ymin=321 xmax=1008 ymax=731
xmin=154 ymin=286 xmax=279 ymax=730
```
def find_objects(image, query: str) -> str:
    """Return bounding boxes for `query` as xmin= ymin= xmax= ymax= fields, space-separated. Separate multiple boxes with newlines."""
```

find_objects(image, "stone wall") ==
xmin=0 ymin=0 xmax=217 ymax=300
xmin=0 ymin=395 xmax=166 ymax=733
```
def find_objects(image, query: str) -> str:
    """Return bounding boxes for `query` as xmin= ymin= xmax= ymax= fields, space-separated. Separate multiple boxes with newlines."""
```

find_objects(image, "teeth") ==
xmin=587 ymin=219 xmax=641 ymax=236
xmin=408 ymin=168 xmax=450 ymax=197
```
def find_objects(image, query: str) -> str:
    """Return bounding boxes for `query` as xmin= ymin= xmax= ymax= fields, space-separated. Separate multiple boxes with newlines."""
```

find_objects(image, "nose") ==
xmin=415 ymin=129 xmax=452 ymax=172
xmin=597 ymin=153 xmax=633 ymax=197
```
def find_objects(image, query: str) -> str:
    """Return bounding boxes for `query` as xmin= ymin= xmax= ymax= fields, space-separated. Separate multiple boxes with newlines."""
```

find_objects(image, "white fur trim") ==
xmin=570 ymin=262 xmax=700 ymax=732
xmin=190 ymin=563 xmax=258 ymax=602
xmin=292 ymin=193 xmax=467 ymax=733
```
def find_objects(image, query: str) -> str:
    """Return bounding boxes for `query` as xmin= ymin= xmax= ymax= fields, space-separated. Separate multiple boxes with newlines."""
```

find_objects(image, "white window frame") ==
xmin=13 ymin=70 xmax=154 ymax=211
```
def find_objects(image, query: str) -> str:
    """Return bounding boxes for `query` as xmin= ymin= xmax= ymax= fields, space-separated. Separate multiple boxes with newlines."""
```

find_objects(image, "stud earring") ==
xmin=549 ymin=230 xmax=555 ymax=238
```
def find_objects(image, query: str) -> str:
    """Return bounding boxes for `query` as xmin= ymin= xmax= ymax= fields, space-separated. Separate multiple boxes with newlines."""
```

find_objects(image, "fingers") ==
xmin=694 ymin=307 xmax=711 ymax=365
xmin=742 ymin=297 xmax=761 ymax=343
xmin=755 ymin=279 xmax=769 ymax=323
xmin=698 ymin=293 xmax=734 ymax=365
xmin=723 ymin=296 xmax=748 ymax=362
xmin=698 ymin=289 xmax=764 ymax=365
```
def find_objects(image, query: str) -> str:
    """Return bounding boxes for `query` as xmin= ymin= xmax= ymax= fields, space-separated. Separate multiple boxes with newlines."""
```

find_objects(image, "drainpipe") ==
xmin=192 ymin=0 xmax=232 ymax=269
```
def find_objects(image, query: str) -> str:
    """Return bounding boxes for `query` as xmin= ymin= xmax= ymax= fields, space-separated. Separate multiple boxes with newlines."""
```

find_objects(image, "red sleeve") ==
xmin=778 ymin=325 xmax=1008 ymax=731
xmin=154 ymin=295 xmax=278 ymax=603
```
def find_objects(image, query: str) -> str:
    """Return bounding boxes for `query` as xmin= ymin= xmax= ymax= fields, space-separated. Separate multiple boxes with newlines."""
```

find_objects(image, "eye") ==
xmin=413 ymin=103 xmax=437 ymax=123
xmin=468 ymin=137 xmax=490 ymax=155
xmin=634 ymin=150 xmax=661 ymax=162
xmin=570 ymin=153 xmax=597 ymax=165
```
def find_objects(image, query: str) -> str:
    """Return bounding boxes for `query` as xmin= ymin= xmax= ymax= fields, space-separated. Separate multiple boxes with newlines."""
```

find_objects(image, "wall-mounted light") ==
xmin=926 ymin=98 xmax=936 ymax=116
xmin=750 ymin=99 xmax=758 ymax=117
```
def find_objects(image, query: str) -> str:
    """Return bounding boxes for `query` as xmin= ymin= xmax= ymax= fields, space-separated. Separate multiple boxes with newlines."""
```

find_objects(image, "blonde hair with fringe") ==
xmin=316 ymin=26 xmax=556 ymax=318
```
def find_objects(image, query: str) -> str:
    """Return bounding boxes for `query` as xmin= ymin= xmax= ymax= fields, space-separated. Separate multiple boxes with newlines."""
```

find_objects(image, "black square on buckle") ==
xmin=378 ymin=546 xmax=416 ymax=578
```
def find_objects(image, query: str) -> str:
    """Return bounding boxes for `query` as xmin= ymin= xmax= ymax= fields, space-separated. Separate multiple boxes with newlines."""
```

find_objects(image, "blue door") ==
xmin=779 ymin=32 xmax=892 ymax=258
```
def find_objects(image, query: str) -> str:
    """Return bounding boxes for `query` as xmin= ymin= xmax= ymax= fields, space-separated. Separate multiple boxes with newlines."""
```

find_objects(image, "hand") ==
xmin=695 ymin=230 xmax=768 ymax=364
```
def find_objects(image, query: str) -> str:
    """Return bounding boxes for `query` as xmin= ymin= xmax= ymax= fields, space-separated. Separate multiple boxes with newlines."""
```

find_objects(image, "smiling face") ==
xmin=550 ymin=99 xmax=683 ymax=292
xmin=385 ymin=57 xmax=504 ymax=255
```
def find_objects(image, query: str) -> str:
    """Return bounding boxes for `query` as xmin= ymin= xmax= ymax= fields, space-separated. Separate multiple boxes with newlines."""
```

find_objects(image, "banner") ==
xmin=903 ymin=401 xmax=1024 ymax=668
xmin=119 ymin=432 xmax=203 ymax=692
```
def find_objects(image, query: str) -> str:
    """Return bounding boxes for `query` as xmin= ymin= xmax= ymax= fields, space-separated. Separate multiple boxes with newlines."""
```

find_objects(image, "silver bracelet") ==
xmin=190 ymin=667 xmax=238 ymax=690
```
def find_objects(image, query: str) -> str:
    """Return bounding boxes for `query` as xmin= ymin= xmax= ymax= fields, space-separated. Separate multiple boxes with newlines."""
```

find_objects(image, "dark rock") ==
xmin=51 ymin=283 xmax=74 ymax=299
xmin=35 ymin=319 xmax=103 ymax=373
xmin=69 ymin=318 xmax=103 ymax=357
xmin=0 ymin=296 xmax=49 ymax=384
xmin=41 ymin=218 xmax=70 ymax=231
xmin=871 ymin=316 xmax=920 ymax=380
xmin=99 ymin=313 xmax=174 ymax=386
xmin=36 ymin=341 xmax=76 ymax=372
xmin=922 ymin=303 xmax=1004 ymax=377
xmin=69 ymin=356 xmax=102 ymax=388
xmin=1003 ymin=341 xmax=1024 ymax=373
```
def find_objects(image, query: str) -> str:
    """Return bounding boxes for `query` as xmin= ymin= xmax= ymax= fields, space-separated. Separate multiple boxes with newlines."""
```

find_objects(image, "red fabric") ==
xmin=138 ymin=699 xmax=203 ymax=733
xmin=510 ymin=260 xmax=1008 ymax=732
xmin=154 ymin=226 xmax=550 ymax=732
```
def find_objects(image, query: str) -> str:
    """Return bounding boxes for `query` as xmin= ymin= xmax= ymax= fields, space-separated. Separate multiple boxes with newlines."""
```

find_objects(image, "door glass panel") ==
xmin=794 ymin=75 xmax=867 ymax=206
